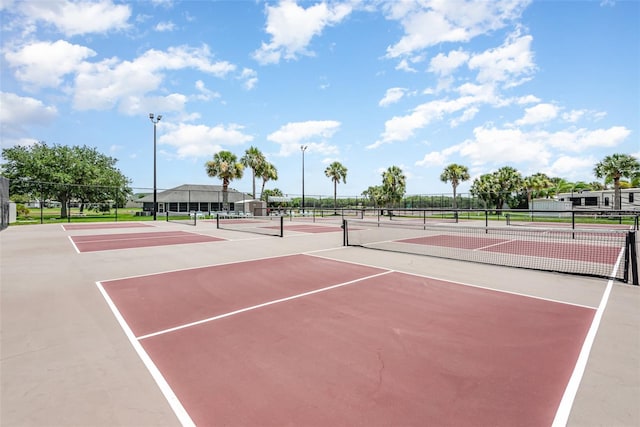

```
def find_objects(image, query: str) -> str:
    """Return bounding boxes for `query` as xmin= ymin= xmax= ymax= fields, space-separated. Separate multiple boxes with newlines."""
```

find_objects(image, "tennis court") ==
xmin=1 ymin=219 xmax=638 ymax=426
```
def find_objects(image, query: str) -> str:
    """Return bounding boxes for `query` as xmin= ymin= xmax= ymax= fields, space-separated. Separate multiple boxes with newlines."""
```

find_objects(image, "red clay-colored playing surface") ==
xmin=100 ymin=254 xmax=595 ymax=426
xmin=400 ymin=234 xmax=620 ymax=263
xmin=70 ymin=231 xmax=223 ymax=252
xmin=63 ymin=222 xmax=153 ymax=231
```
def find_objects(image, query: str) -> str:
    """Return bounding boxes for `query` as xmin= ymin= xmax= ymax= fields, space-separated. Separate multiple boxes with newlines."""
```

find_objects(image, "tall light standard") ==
xmin=301 ymin=145 xmax=308 ymax=213
xmin=149 ymin=113 xmax=162 ymax=220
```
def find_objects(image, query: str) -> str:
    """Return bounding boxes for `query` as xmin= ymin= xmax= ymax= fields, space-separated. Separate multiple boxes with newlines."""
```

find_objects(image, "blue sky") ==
xmin=1 ymin=0 xmax=638 ymax=198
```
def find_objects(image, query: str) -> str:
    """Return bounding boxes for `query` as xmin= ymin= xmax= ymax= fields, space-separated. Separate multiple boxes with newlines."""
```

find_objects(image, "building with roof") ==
xmin=137 ymin=184 xmax=250 ymax=214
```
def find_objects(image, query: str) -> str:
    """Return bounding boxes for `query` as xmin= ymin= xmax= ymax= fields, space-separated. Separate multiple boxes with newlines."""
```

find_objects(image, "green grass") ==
xmin=14 ymin=207 xmax=155 ymax=225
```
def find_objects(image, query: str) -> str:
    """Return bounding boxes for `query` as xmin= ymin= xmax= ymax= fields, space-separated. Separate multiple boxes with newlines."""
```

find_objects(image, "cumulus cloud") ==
xmin=267 ymin=120 xmax=341 ymax=156
xmin=19 ymin=0 xmax=131 ymax=36
xmin=419 ymin=124 xmax=631 ymax=175
xmin=0 ymin=91 xmax=57 ymax=135
xmin=468 ymin=30 xmax=535 ymax=85
xmin=155 ymin=21 xmax=176 ymax=32
xmin=72 ymin=45 xmax=235 ymax=113
xmin=4 ymin=39 xmax=96 ymax=88
xmin=514 ymin=103 xmax=559 ymax=125
xmin=428 ymin=49 xmax=470 ymax=75
xmin=384 ymin=0 xmax=531 ymax=58
xmin=0 ymin=92 xmax=58 ymax=148
xmin=158 ymin=122 xmax=254 ymax=158
xmin=253 ymin=0 xmax=353 ymax=64
xmin=379 ymin=87 xmax=406 ymax=107
xmin=369 ymin=96 xmax=477 ymax=148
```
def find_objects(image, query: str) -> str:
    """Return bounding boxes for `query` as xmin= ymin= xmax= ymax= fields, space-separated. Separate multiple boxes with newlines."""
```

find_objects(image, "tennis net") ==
xmin=216 ymin=213 xmax=284 ymax=237
xmin=343 ymin=219 xmax=638 ymax=284
xmin=166 ymin=211 xmax=197 ymax=226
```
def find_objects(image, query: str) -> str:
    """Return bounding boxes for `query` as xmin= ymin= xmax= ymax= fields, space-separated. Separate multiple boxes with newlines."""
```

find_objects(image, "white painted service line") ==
xmin=137 ymin=270 xmax=394 ymax=341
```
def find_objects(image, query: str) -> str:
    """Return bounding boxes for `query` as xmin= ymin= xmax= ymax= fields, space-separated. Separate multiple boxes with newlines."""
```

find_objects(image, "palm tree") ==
xmin=362 ymin=186 xmax=384 ymax=208
xmin=440 ymin=163 xmax=470 ymax=209
xmin=324 ymin=161 xmax=347 ymax=211
xmin=205 ymin=150 xmax=244 ymax=211
xmin=523 ymin=172 xmax=552 ymax=208
xmin=240 ymin=146 xmax=265 ymax=199
xmin=382 ymin=166 xmax=406 ymax=208
xmin=259 ymin=162 xmax=278 ymax=200
xmin=594 ymin=153 xmax=640 ymax=210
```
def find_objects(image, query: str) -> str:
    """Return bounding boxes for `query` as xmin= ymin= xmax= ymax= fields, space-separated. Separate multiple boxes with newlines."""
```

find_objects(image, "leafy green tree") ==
xmin=382 ymin=166 xmax=406 ymax=207
xmin=240 ymin=146 xmax=265 ymax=199
xmin=1 ymin=142 xmax=131 ymax=218
xmin=470 ymin=166 xmax=523 ymax=211
xmin=548 ymin=177 xmax=574 ymax=197
xmin=205 ymin=151 xmax=244 ymax=211
xmin=594 ymin=153 xmax=640 ymax=210
xmin=361 ymin=185 xmax=384 ymax=207
xmin=470 ymin=173 xmax=498 ymax=209
xmin=259 ymin=162 xmax=278 ymax=201
xmin=324 ymin=161 xmax=347 ymax=210
xmin=440 ymin=163 xmax=470 ymax=209
xmin=522 ymin=172 xmax=553 ymax=208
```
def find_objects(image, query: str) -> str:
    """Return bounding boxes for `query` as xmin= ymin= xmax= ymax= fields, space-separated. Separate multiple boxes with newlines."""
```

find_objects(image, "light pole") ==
xmin=301 ymin=145 xmax=308 ymax=213
xmin=149 ymin=113 xmax=162 ymax=220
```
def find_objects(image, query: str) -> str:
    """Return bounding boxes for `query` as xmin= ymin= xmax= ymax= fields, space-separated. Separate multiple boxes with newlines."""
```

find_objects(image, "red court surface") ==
xmin=70 ymin=230 xmax=223 ymax=252
xmin=62 ymin=222 xmax=153 ymax=231
xmin=98 ymin=254 xmax=595 ymax=426
xmin=399 ymin=234 xmax=620 ymax=264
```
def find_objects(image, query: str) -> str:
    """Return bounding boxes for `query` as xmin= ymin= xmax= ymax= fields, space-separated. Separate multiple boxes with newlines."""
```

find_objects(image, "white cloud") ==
xmin=415 ymin=151 xmax=447 ymax=167
xmin=19 ymin=0 xmax=131 ymax=36
xmin=72 ymin=45 xmax=235 ymax=113
xmin=544 ymin=155 xmax=598 ymax=181
xmin=158 ymin=122 xmax=254 ymax=158
xmin=468 ymin=30 xmax=535 ymax=85
xmin=239 ymin=68 xmax=258 ymax=90
xmin=193 ymin=80 xmax=221 ymax=101
xmin=0 ymin=91 xmax=57 ymax=135
xmin=253 ymin=0 xmax=353 ymax=64
xmin=379 ymin=87 xmax=406 ymax=107
xmin=267 ymin=120 xmax=341 ymax=156
xmin=395 ymin=59 xmax=417 ymax=72
xmin=514 ymin=103 xmax=558 ymax=125
xmin=428 ymin=49 xmax=470 ymax=75
xmin=155 ymin=21 xmax=176 ymax=32
xmin=4 ymin=39 xmax=96 ymax=88
xmin=545 ymin=126 xmax=631 ymax=152
xmin=370 ymin=96 xmax=477 ymax=148
xmin=384 ymin=0 xmax=531 ymax=58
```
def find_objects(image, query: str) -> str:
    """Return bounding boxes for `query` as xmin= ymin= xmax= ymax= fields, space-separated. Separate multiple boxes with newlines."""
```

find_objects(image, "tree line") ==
xmin=2 ymin=142 xmax=638 ymax=218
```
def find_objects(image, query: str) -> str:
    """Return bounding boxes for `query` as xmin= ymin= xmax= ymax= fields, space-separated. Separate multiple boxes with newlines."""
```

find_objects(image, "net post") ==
xmin=166 ymin=211 xmax=169 ymax=222
xmin=342 ymin=219 xmax=348 ymax=246
xmin=279 ymin=215 xmax=284 ymax=238
xmin=216 ymin=213 xmax=220 ymax=229
xmin=629 ymin=231 xmax=638 ymax=286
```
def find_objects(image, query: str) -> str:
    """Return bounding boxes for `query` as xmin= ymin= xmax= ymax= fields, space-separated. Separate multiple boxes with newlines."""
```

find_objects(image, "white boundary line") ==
xmin=67 ymin=235 xmax=81 ymax=254
xmin=95 ymin=281 xmax=195 ymax=427
xmin=551 ymin=245 xmax=626 ymax=426
xmin=305 ymin=250 xmax=600 ymax=310
xmin=137 ymin=270 xmax=393 ymax=340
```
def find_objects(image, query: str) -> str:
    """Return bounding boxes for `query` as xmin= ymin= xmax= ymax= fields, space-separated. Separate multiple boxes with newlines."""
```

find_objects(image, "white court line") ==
xmin=551 ymin=245 xmax=626 ymax=427
xmin=67 ymin=235 xmax=81 ymax=254
xmin=95 ymin=281 xmax=195 ymax=427
xmin=306 ymin=250 xmax=599 ymax=310
xmin=474 ymin=238 xmax=517 ymax=251
xmin=137 ymin=270 xmax=393 ymax=341
xmin=74 ymin=232 xmax=191 ymax=244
